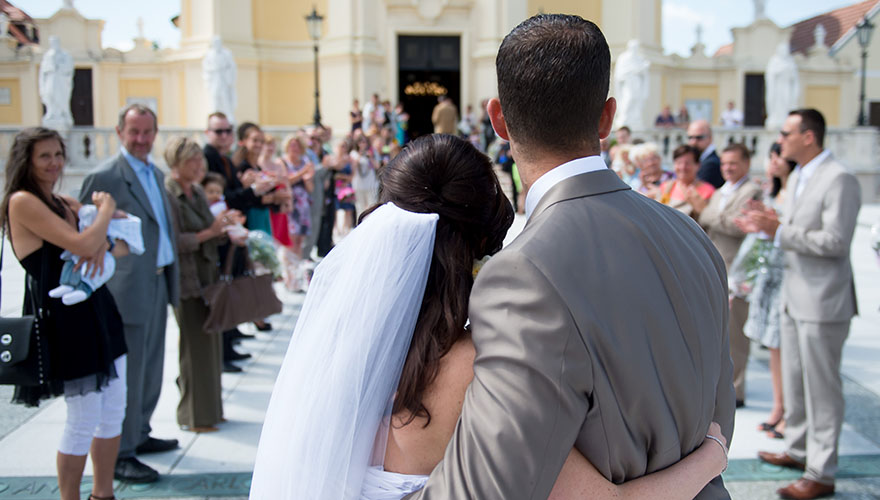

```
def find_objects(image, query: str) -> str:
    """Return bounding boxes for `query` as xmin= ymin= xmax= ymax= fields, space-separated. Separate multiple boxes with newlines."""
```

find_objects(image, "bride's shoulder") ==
xmin=437 ymin=334 xmax=475 ymax=378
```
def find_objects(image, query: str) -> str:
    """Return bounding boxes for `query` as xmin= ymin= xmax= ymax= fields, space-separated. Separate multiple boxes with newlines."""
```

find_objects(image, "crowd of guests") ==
xmin=1 ymin=95 xmax=863 ymax=500
xmin=609 ymin=108 xmax=860 ymax=500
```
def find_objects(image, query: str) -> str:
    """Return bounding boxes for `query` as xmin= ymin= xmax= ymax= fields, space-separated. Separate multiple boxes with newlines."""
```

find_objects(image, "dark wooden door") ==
xmin=744 ymin=73 xmax=765 ymax=127
xmin=869 ymin=101 xmax=880 ymax=127
xmin=71 ymin=68 xmax=93 ymax=126
xmin=398 ymin=36 xmax=461 ymax=139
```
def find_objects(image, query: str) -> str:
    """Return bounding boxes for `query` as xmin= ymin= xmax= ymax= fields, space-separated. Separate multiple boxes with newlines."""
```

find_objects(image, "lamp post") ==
xmin=856 ymin=16 xmax=874 ymax=126
xmin=305 ymin=6 xmax=323 ymax=127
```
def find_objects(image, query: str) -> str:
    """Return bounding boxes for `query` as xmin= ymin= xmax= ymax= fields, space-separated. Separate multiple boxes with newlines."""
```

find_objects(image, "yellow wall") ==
xmin=681 ymin=84 xmax=720 ymax=124
xmin=258 ymin=69 xmax=314 ymax=125
xmin=0 ymin=78 xmax=22 ymax=125
xmin=527 ymin=0 xmax=601 ymax=23
xmin=118 ymin=79 xmax=162 ymax=122
xmin=252 ymin=0 xmax=328 ymax=42
xmin=804 ymin=85 xmax=841 ymax=126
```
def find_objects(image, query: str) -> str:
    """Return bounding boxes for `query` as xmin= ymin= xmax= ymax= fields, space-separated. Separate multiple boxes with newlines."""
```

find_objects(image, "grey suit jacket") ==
xmin=79 ymin=153 xmax=181 ymax=324
xmin=778 ymin=153 xmax=860 ymax=323
xmin=408 ymin=169 xmax=735 ymax=499
xmin=698 ymin=178 xmax=763 ymax=269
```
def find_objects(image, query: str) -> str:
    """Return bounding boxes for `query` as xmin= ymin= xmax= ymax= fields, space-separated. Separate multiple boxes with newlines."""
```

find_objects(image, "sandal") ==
xmin=767 ymin=428 xmax=784 ymax=440
xmin=758 ymin=417 xmax=783 ymax=432
xmin=89 ymin=495 xmax=116 ymax=500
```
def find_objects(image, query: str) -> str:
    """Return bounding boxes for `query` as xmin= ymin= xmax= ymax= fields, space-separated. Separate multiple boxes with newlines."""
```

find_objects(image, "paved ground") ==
xmin=0 ymin=206 xmax=878 ymax=500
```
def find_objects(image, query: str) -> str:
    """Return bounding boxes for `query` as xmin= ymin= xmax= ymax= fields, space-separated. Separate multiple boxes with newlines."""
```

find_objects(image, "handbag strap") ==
xmin=2 ymin=222 xmax=48 ymax=320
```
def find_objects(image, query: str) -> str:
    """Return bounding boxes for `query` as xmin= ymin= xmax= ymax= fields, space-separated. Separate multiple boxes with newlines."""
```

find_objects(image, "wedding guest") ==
xmin=655 ymin=105 xmax=675 ymax=128
xmin=164 ymin=137 xmax=242 ymax=432
xmin=657 ymin=144 xmax=715 ymax=218
xmin=350 ymin=99 xmax=363 ymax=132
xmin=694 ymin=143 xmax=762 ymax=409
xmin=676 ymin=105 xmax=690 ymax=128
xmin=630 ymin=142 xmax=672 ymax=194
xmin=738 ymin=142 xmax=795 ymax=439
xmin=2 ymin=127 xmax=128 ymax=500
xmin=687 ymin=119 xmax=723 ymax=188
xmin=744 ymin=109 xmax=860 ymax=499
xmin=353 ymin=137 xmax=380 ymax=217
xmin=233 ymin=122 xmax=273 ymax=236
xmin=281 ymin=135 xmax=315 ymax=257
xmin=79 ymin=104 xmax=180 ymax=483
xmin=610 ymin=143 xmax=637 ymax=185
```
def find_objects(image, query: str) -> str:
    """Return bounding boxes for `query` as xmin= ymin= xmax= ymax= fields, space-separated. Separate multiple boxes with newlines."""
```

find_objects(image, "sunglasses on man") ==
xmin=210 ymin=128 xmax=234 ymax=135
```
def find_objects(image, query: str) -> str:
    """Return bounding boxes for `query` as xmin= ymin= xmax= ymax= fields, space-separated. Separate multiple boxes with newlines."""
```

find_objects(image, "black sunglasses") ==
xmin=687 ymin=135 xmax=706 ymax=141
xmin=210 ymin=128 xmax=234 ymax=135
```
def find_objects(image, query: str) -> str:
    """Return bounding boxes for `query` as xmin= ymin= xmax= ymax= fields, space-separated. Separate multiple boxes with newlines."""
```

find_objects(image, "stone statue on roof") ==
xmin=765 ymin=42 xmax=800 ymax=129
xmin=753 ymin=0 xmax=767 ymax=21
xmin=39 ymin=36 xmax=74 ymax=132
xmin=613 ymin=39 xmax=651 ymax=130
xmin=202 ymin=36 xmax=237 ymax=122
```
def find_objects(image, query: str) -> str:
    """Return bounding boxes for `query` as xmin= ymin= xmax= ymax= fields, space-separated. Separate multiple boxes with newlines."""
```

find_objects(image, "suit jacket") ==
xmin=408 ymin=169 xmax=735 ymax=499
xmin=698 ymin=150 xmax=724 ymax=189
xmin=79 ymin=153 xmax=181 ymax=324
xmin=778 ymin=153 xmax=860 ymax=323
xmin=431 ymin=101 xmax=458 ymax=135
xmin=698 ymin=178 xmax=763 ymax=269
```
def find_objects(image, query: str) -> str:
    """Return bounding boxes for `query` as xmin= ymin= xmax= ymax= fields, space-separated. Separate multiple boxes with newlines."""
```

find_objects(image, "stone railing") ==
xmin=2 ymin=126 xmax=880 ymax=202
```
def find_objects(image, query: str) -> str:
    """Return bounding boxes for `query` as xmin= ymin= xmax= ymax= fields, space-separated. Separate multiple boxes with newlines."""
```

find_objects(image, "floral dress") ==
xmin=284 ymin=157 xmax=312 ymax=236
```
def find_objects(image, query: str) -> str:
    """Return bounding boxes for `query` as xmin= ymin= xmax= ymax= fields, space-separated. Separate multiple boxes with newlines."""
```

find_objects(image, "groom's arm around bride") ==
xmin=405 ymin=14 xmax=735 ymax=500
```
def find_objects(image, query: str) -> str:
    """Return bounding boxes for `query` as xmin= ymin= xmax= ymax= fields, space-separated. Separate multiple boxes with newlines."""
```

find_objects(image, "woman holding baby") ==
xmin=1 ymin=127 xmax=128 ymax=500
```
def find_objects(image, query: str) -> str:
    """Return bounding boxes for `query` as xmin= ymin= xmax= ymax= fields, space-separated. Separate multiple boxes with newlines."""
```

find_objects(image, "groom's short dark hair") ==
xmin=496 ymin=14 xmax=610 ymax=155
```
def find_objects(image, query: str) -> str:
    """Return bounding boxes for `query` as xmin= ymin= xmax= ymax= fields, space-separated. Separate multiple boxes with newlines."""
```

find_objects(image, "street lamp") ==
xmin=856 ymin=16 xmax=874 ymax=126
xmin=305 ymin=6 xmax=323 ymax=127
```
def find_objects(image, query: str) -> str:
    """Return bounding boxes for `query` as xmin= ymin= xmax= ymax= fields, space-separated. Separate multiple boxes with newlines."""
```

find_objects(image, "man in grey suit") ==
xmin=744 ymin=109 xmax=860 ymax=500
xmin=406 ymin=14 xmax=735 ymax=499
xmin=79 ymin=104 xmax=181 ymax=483
xmin=694 ymin=143 xmax=763 ymax=408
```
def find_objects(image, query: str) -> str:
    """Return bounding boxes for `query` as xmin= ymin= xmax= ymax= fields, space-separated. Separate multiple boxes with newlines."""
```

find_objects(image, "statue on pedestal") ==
xmin=613 ymin=39 xmax=650 ymax=130
xmin=202 ymin=36 xmax=237 ymax=123
xmin=765 ymin=42 xmax=800 ymax=130
xmin=39 ymin=36 xmax=74 ymax=132
xmin=754 ymin=0 xmax=767 ymax=21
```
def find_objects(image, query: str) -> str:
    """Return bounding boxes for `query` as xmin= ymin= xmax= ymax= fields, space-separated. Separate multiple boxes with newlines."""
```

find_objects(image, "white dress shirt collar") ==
xmin=525 ymin=156 xmax=608 ymax=220
xmin=794 ymin=149 xmax=830 ymax=199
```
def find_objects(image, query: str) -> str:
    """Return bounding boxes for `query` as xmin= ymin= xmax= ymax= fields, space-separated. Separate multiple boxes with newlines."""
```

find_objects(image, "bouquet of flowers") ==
xmin=728 ymin=233 xmax=770 ymax=297
xmin=247 ymin=230 xmax=282 ymax=278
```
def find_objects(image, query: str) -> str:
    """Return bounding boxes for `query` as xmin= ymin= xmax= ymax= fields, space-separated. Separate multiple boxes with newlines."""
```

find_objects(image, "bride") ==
xmin=250 ymin=134 xmax=728 ymax=499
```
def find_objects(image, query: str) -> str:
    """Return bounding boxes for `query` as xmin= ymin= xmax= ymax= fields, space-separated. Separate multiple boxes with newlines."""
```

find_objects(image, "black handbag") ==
xmin=0 ymin=227 xmax=48 ymax=387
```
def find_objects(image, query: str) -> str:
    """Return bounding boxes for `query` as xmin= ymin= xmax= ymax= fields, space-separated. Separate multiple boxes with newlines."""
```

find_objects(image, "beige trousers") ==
xmin=729 ymin=296 xmax=750 ymax=402
xmin=781 ymin=311 xmax=850 ymax=485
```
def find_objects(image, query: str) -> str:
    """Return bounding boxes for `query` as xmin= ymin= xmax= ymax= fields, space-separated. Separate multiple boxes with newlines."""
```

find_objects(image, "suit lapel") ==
xmin=528 ymin=169 xmax=631 ymax=225
xmin=118 ymin=154 xmax=158 ymax=223
xmin=790 ymin=153 xmax=833 ymax=217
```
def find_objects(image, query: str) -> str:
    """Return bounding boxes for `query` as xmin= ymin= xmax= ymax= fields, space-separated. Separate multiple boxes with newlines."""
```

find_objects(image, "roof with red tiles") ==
xmin=714 ymin=43 xmax=733 ymax=57
xmin=789 ymin=0 xmax=879 ymax=55
xmin=1 ymin=0 xmax=38 ymax=46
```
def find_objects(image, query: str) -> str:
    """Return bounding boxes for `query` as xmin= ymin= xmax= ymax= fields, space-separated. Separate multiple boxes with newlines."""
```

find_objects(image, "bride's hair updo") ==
xmin=360 ymin=133 xmax=514 ymax=425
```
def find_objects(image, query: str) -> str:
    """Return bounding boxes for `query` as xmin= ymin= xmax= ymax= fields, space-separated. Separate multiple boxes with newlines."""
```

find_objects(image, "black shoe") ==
xmin=230 ymin=330 xmax=256 ymax=341
xmin=736 ymin=399 xmax=745 ymax=409
xmin=136 ymin=436 xmax=179 ymax=454
xmin=114 ymin=457 xmax=159 ymax=483
xmin=254 ymin=321 xmax=273 ymax=332
xmin=223 ymin=362 xmax=243 ymax=373
xmin=226 ymin=350 xmax=252 ymax=361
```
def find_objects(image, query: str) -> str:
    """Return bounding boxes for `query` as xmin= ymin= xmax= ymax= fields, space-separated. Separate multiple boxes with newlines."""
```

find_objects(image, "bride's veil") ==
xmin=250 ymin=202 xmax=438 ymax=499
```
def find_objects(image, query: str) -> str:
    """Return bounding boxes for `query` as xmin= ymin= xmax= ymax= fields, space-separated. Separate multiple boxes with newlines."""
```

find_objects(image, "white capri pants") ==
xmin=58 ymin=355 xmax=128 ymax=456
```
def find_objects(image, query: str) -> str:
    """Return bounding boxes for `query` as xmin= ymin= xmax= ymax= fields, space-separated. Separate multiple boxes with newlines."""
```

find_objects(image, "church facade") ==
xmin=0 ymin=0 xmax=878 ymax=135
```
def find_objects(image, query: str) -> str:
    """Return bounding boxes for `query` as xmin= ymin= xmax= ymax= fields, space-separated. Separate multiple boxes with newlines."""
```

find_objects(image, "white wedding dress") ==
xmin=250 ymin=203 xmax=437 ymax=500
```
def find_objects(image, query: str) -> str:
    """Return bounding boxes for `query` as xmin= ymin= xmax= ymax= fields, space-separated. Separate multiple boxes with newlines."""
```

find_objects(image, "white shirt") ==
xmin=525 ymin=156 xmax=608 ymax=220
xmin=717 ymin=175 xmax=749 ymax=211
xmin=699 ymin=143 xmax=717 ymax=163
xmin=721 ymin=108 xmax=744 ymax=128
xmin=774 ymin=149 xmax=831 ymax=247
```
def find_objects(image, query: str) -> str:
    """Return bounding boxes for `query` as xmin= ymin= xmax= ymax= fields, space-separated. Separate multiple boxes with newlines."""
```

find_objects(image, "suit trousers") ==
xmin=781 ymin=311 xmax=850 ymax=485
xmin=175 ymin=298 xmax=223 ymax=428
xmin=118 ymin=272 xmax=169 ymax=458
xmin=729 ymin=296 xmax=750 ymax=402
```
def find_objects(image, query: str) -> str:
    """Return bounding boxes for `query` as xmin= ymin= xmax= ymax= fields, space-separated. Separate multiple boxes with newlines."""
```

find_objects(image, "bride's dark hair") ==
xmin=359 ymin=133 xmax=514 ymax=425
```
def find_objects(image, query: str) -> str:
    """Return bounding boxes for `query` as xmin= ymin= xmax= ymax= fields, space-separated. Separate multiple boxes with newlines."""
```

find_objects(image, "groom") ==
xmin=406 ymin=14 xmax=735 ymax=499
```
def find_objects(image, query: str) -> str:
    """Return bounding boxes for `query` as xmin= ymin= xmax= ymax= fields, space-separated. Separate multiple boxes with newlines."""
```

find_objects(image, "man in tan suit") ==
xmin=431 ymin=96 xmax=458 ymax=135
xmin=406 ymin=14 xmax=735 ymax=500
xmin=693 ymin=143 xmax=762 ymax=408
xmin=743 ymin=109 xmax=860 ymax=500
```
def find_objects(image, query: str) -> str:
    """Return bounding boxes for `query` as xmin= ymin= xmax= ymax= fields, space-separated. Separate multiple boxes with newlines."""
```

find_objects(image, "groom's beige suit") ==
xmin=407 ymin=166 xmax=735 ymax=499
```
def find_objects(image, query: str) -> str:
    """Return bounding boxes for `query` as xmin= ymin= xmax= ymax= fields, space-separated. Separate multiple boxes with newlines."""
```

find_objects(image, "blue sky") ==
xmin=26 ymin=0 xmax=859 ymax=56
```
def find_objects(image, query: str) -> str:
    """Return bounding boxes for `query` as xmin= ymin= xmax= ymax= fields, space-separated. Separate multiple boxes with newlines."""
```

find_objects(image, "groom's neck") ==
xmin=511 ymin=142 xmax=600 ymax=193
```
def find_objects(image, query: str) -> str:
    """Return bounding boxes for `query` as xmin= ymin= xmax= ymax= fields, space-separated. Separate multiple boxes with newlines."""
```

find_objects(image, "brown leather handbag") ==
xmin=202 ymin=246 xmax=283 ymax=334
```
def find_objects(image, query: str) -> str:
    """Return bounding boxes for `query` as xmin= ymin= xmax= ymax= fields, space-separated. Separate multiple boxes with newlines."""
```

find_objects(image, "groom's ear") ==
xmin=487 ymin=98 xmax=510 ymax=142
xmin=598 ymin=97 xmax=617 ymax=140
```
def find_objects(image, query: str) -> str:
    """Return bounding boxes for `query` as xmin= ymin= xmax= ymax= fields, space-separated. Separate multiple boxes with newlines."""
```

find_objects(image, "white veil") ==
xmin=250 ymin=202 xmax=438 ymax=499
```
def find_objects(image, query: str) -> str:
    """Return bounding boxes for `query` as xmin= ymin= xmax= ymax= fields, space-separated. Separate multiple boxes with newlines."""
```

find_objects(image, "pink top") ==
xmin=660 ymin=179 xmax=715 ymax=203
